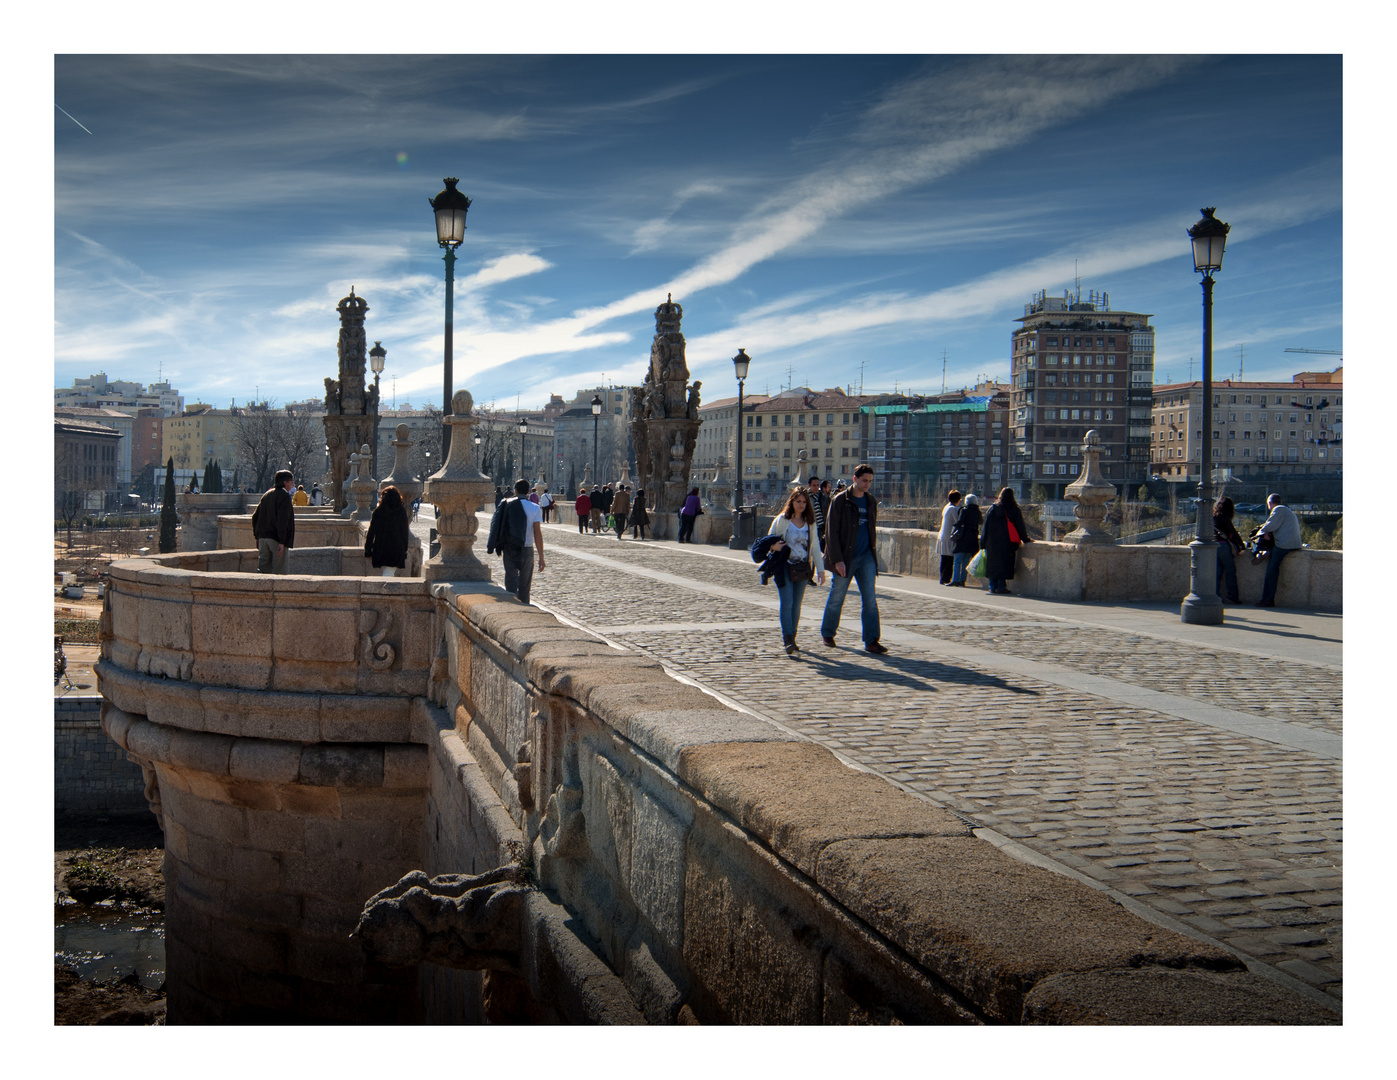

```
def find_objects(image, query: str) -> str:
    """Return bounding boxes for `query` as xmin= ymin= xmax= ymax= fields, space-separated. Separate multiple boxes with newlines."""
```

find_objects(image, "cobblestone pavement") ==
xmin=524 ymin=525 xmax=1342 ymax=1006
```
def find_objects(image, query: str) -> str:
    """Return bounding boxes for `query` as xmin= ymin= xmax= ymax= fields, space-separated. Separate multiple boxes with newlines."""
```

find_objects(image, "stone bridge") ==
xmin=94 ymin=521 xmax=1340 ymax=1024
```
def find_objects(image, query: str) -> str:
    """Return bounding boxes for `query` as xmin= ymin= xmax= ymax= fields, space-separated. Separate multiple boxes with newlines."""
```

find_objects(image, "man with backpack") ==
xmin=486 ymin=478 xmax=546 ymax=604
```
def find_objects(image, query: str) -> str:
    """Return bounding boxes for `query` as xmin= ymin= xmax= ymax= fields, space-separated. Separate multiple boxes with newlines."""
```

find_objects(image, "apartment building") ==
xmin=746 ymin=389 xmax=877 ymax=501
xmin=56 ymin=373 xmax=183 ymax=416
xmin=552 ymin=386 xmax=632 ymax=494
xmin=860 ymin=387 xmax=1012 ymax=503
xmin=1009 ymin=288 xmax=1154 ymax=499
xmin=1151 ymin=369 xmax=1343 ymax=483
xmin=694 ymin=392 xmax=770 ymax=484
xmin=55 ymin=417 xmax=123 ymax=511
xmin=162 ymin=405 xmax=241 ymax=474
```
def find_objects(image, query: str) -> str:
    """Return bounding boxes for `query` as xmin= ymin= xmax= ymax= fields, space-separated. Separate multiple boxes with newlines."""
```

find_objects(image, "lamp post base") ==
xmin=1180 ymin=538 xmax=1225 ymax=624
xmin=728 ymin=506 xmax=753 ymax=550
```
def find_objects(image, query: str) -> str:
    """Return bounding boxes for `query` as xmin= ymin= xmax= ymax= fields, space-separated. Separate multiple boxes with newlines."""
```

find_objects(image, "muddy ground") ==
xmin=55 ymin=812 xmax=166 ymax=1025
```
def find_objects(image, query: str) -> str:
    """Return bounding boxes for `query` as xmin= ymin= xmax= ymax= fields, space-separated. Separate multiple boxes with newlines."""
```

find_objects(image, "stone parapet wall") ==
xmin=56 ymin=696 xmax=148 ymax=812
xmin=876 ymin=529 xmax=1342 ymax=612
xmin=216 ymin=510 xmax=363 ymax=552
xmin=176 ymin=492 xmax=254 ymax=552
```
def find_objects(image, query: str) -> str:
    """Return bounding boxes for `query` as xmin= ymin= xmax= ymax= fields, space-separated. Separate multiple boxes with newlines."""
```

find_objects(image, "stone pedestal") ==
xmin=381 ymin=423 xmax=424 ymax=505
xmin=424 ymin=390 xmax=494 ymax=583
xmin=705 ymin=459 xmax=731 ymax=510
xmin=791 ymin=449 xmax=811 ymax=490
xmin=1063 ymin=430 xmax=1117 ymax=546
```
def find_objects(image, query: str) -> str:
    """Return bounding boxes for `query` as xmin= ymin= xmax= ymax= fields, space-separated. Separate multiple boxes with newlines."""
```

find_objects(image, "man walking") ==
xmin=487 ymin=479 xmax=546 ymax=604
xmin=812 ymin=478 xmax=831 ymax=546
xmin=252 ymin=469 xmax=296 ymax=574
xmin=1256 ymin=492 xmax=1302 ymax=608
xmin=820 ymin=464 xmax=887 ymax=653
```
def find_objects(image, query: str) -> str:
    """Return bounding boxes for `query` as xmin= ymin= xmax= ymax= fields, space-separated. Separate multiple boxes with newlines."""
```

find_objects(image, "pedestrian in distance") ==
xmin=590 ymin=485 xmax=605 ymax=533
xmin=610 ymin=485 xmax=630 ymax=538
xmin=494 ymin=486 xmax=505 ymax=508
xmin=486 ymin=478 xmax=546 ymax=604
xmin=678 ymin=487 xmax=703 ymax=543
xmin=251 ymin=470 xmax=296 ymax=574
xmin=1255 ymin=493 xmax=1302 ymax=608
xmin=766 ymin=486 xmax=825 ymax=657
xmin=812 ymin=478 xmax=832 ymax=546
xmin=292 ymin=484 xmax=309 ymax=507
xmin=819 ymin=464 xmax=887 ymax=654
xmin=628 ymin=487 xmax=650 ymax=540
xmin=538 ymin=486 xmax=553 ymax=523
xmin=1213 ymin=496 xmax=1244 ymax=604
xmin=364 ymin=485 xmax=410 ymax=577
xmin=309 ymin=483 xmax=325 ymax=506
xmin=936 ymin=489 xmax=963 ymax=585
xmin=949 ymin=493 xmax=981 ymax=586
xmin=980 ymin=487 xmax=1031 ymax=595
xmin=600 ymin=484 xmax=614 ymax=524
xmin=574 ymin=488 xmax=592 ymax=534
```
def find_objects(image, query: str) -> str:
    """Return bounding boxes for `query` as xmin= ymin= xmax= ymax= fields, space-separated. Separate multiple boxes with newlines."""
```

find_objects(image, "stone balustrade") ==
xmin=876 ymin=529 xmax=1342 ymax=612
xmin=215 ymin=509 xmax=361 ymax=552
xmin=95 ymin=548 xmax=1337 ymax=1024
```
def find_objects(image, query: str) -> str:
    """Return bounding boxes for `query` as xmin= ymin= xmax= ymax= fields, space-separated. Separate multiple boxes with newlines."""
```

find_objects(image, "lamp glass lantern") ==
xmin=732 ymin=348 xmax=751 ymax=381
xmin=369 ymin=341 xmax=386 ymax=376
xmin=430 ymin=178 xmax=471 ymax=248
xmin=591 ymin=394 xmax=602 ymax=416
xmin=1188 ymin=207 xmax=1230 ymax=274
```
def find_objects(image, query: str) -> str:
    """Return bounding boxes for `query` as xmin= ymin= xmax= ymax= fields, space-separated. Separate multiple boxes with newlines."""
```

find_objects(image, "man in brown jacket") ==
xmin=252 ymin=470 xmax=296 ymax=573
xmin=819 ymin=464 xmax=887 ymax=653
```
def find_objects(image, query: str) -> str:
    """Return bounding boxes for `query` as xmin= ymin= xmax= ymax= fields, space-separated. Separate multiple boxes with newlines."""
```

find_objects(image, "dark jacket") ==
xmin=823 ymin=487 xmax=877 ymax=571
xmin=251 ymin=485 xmax=295 ymax=548
xmin=980 ymin=501 xmax=1030 ymax=580
xmin=600 ymin=488 xmax=614 ymax=513
xmin=628 ymin=490 xmax=649 ymax=527
xmin=1214 ymin=511 xmax=1244 ymax=552
xmin=486 ymin=497 xmax=529 ymax=556
xmin=364 ymin=500 xmax=410 ymax=568
xmin=750 ymin=533 xmax=791 ymax=587
xmin=951 ymin=503 xmax=982 ymax=555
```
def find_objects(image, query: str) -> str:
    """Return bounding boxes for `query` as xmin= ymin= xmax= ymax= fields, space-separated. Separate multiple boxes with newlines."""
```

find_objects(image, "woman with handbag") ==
xmin=1213 ymin=496 xmax=1244 ymax=603
xmin=980 ymin=487 xmax=1031 ymax=595
xmin=767 ymin=486 xmax=825 ymax=657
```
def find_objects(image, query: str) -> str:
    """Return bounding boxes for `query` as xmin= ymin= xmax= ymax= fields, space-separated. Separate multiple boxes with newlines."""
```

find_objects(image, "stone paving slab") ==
xmin=521 ymin=527 xmax=1344 ymax=1005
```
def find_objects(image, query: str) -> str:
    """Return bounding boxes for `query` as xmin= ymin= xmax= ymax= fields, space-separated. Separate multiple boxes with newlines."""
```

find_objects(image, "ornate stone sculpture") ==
xmin=423 ymin=389 xmax=494 ymax=582
xmin=1063 ymin=430 xmax=1118 ymax=545
xmin=348 ymin=443 xmax=377 ymax=521
xmin=629 ymin=295 xmax=702 ymax=529
xmin=322 ymin=288 xmax=380 ymax=512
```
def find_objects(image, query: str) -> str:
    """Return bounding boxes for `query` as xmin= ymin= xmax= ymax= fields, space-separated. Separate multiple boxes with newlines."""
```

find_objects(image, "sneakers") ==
xmin=785 ymin=643 xmax=800 ymax=658
xmin=821 ymin=635 xmax=837 ymax=648
xmin=865 ymin=641 xmax=889 ymax=655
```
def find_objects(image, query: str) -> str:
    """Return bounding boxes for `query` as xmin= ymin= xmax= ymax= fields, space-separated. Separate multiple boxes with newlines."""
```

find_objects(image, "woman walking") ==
xmin=574 ymin=487 xmax=592 ymax=534
xmin=610 ymin=485 xmax=630 ymax=538
xmin=628 ymin=487 xmax=650 ymax=540
xmin=980 ymin=487 xmax=1031 ymax=595
xmin=935 ymin=489 xmax=963 ymax=584
xmin=678 ymin=487 xmax=702 ymax=543
xmin=949 ymin=493 xmax=981 ymax=586
xmin=767 ymin=486 xmax=825 ymax=657
xmin=1214 ymin=496 xmax=1244 ymax=603
xmin=364 ymin=485 xmax=411 ymax=578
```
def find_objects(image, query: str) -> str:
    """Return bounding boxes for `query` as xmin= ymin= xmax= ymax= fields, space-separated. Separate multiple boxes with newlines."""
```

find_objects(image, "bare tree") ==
xmin=55 ymin=442 xmax=106 ymax=546
xmin=276 ymin=410 xmax=323 ymax=489
xmin=232 ymin=407 xmax=281 ymax=492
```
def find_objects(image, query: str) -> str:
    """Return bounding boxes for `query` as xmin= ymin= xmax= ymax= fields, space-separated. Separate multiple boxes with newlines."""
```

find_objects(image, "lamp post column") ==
xmin=1182 ymin=270 xmax=1223 ymax=623
xmin=442 ymin=246 xmax=455 ymax=461
xmin=728 ymin=348 xmax=751 ymax=549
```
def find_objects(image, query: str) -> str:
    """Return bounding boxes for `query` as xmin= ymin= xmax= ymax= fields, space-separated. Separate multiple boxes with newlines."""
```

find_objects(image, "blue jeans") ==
xmin=776 ymin=575 xmax=809 ymax=639
xmin=820 ymin=551 xmax=881 ymax=643
xmin=1260 ymin=546 xmax=1296 ymax=605
xmin=1216 ymin=541 xmax=1239 ymax=600
xmin=951 ymin=551 xmax=970 ymax=585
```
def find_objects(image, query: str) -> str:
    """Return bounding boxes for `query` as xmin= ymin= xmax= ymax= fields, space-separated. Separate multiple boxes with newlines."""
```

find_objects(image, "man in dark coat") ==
xmin=979 ymin=488 xmax=1031 ymax=594
xmin=251 ymin=470 xmax=296 ymax=574
xmin=819 ymin=464 xmax=887 ymax=654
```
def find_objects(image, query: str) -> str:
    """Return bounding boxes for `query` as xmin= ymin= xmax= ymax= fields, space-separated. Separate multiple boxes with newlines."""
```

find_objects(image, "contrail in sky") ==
xmin=56 ymin=104 xmax=92 ymax=134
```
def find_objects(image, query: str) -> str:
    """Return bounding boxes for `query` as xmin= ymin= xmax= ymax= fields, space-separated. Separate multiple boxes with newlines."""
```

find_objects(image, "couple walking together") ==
xmin=760 ymin=464 xmax=887 ymax=658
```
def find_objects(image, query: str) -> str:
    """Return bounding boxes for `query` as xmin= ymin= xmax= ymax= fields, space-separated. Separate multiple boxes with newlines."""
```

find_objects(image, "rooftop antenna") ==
xmin=1188 ymin=357 xmax=1194 ymax=383
xmin=858 ymin=360 xmax=865 ymax=396
xmin=392 ymin=376 xmax=396 ymax=409
xmin=1238 ymin=343 xmax=1245 ymax=381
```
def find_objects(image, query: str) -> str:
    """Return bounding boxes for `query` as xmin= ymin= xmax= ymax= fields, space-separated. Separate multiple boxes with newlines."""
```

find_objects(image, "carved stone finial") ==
xmin=451 ymin=388 xmax=474 ymax=416
xmin=1063 ymin=428 xmax=1118 ymax=545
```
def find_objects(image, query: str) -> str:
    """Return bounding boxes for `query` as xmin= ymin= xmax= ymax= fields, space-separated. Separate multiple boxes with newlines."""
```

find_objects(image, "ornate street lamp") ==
xmin=517 ymin=416 xmax=529 ymax=482
xmin=368 ymin=340 xmax=386 ymax=480
xmin=1181 ymin=207 xmax=1230 ymax=625
xmin=728 ymin=348 xmax=752 ymax=550
xmin=591 ymin=394 xmax=603 ymax=487
xmin=428 ymin=177 xmax=471 ymax=459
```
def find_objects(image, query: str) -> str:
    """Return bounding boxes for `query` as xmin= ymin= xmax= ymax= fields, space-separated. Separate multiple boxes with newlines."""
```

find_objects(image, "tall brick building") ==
xmin=1008 ymin=289 xmax=1154 ymax=498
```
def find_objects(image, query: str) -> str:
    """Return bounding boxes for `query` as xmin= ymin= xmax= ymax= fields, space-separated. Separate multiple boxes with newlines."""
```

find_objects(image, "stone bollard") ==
xmin=348 ymin=444 xmax=377 ymax=521
xmin=380 ymin=424 xmax=423 ymax=505
xmin=423 ymin=390 xmax=494 ymax=582
xmin=1063 ymin=430 xmax=1117 ymax=545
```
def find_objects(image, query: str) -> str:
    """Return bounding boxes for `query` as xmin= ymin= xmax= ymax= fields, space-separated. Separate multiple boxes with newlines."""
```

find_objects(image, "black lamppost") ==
xmin=728 ymin=348 xmax=752 ymax=550
xmin=591 ymin=394 xmax=603 ymax=485
xmin=1181 ymin=207 xmax=1230 ymax=625
xmin=517 ymin=416 xmax=528 ymax=483
xmin=429 ymin=178 xmax=471 ymax=458
xmin=369 ymin=340 xmax=386 ymax=479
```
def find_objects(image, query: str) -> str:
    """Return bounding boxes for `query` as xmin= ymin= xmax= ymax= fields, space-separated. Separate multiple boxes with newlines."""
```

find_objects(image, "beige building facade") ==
xmin=747 ymin=389 xmax=876 ymax=502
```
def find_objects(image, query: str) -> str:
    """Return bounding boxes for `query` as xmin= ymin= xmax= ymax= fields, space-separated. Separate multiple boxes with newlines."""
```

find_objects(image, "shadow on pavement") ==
xmin=802 ymin=649 xmax=1040 ymax=697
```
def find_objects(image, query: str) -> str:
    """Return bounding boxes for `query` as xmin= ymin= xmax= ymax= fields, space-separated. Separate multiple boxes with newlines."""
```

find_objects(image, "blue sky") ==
xmin=53 ymin=53 xmax=1341 ymax=412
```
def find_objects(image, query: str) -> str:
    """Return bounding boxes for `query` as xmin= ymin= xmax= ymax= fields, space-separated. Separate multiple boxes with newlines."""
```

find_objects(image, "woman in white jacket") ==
xmin=936 ymin=489 xmax=963 ymax=585
xmin=768 ymin=487 xmax=826 ymax=658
